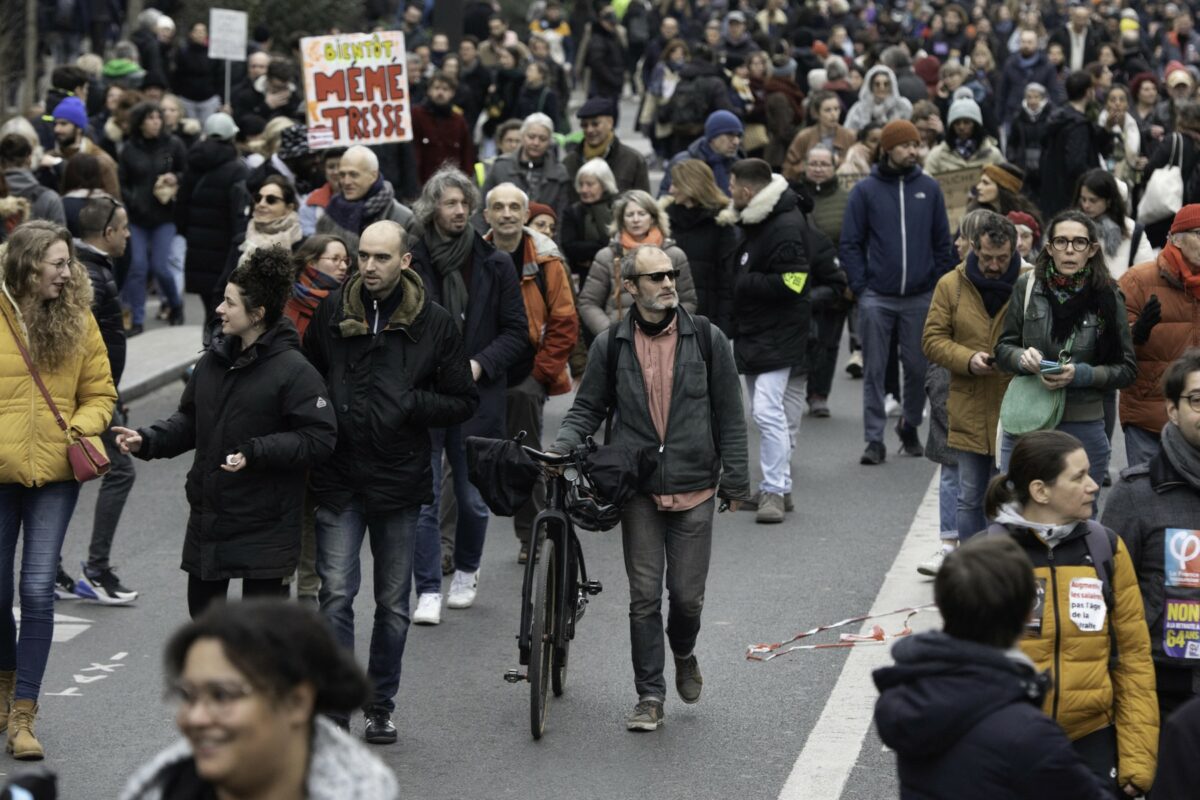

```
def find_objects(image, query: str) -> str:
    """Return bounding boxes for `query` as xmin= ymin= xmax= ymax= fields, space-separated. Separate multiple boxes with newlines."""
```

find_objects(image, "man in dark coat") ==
xmin=1049 ymin=3 xmax=1104 ymax=73
xmin=995 ymin=29 xmax=1064 ymax=126
xmin=406 ymin=167 xmax=528 ymax=626
xmin=659 ymin=110 xmax=745 ymax=196
xmin=582 ymin=8 xmax=626 ymax=120
xmin=176 ymin=113 xmax=249 ymax=335
xmin=411 ymin=72 xmax=476 ymax=185
xmin=562 ymin=97 xmax=651 ymax=202
xmin=303 ymin=220 xmax=479 ymax=742
xmin=873 ymin=536 xmax=1110 ymax=800
xmin=1038 ymin=71 xmax=1110 ymax=219
xmin=728 ymin=159 xmax=836 ymax=524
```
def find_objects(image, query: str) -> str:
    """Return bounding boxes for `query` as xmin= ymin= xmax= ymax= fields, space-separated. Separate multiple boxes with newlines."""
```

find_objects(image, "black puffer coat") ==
xmin=135 ymin=319 xmax=337 ymax=581
xmin=733 ymin=174 xmax=833 ymax=374
xmin=177 ymin=139 xmax=249 ymax=297
xmin=172 ymin=41 xmax=220 ymax=102
xmin=664 ymin=199 xmax=739 ymax=337
xmin=303 ymin=269 xmax=479 ymax=514
xmin=76 ymin=243 xmax=127 ymax=386
xmin=119 ymin=130 xmax=188 ymax=228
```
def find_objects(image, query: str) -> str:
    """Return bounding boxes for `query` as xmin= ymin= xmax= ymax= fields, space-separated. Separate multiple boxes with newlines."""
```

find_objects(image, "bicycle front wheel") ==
xmin=529 ymin=536 xmax=556 ymax=739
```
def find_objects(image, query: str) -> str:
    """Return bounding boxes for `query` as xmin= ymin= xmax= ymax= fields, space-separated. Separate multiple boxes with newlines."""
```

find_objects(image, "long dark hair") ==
xmin=984 ymin=431 xmax=1085 ymax=518
xmin=1072 ymin=168 xmax=1130 ymax=238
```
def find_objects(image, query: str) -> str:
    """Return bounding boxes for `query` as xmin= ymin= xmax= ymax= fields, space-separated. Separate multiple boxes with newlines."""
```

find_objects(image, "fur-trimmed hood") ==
xmin=658 ymin=194 xmax=740 ymax=227
xmin=738 ymin=174 xmax=790 ymax=225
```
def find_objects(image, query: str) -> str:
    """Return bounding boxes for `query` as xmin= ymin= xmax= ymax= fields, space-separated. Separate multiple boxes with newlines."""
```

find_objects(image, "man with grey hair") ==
xmin=479 ymin=112 xmax=570 ymax=229
xmin=552 ymin=243 xmax=749 ymax=731
xmin=303 ymin=218 xmax=479 ymax=743
xmin=922 ymin=211 xmax=1021 ymax=562
xmin=317 ymin=144 xmax=414 ymax=253
xmin=408 ymin=167 xmax=528 ymax=625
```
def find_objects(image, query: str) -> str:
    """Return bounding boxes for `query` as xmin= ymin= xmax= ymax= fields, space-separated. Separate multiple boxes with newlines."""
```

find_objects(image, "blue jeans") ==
xmin=0 ymin=481 xmax=80 ymax=700
xmin=1000 ymin=419 xmax=1110 ymax=516
xmin=956 ymin=450 xmax=999 ymax=540
xmin=1123 ymin=424 xmax=1161 ymax=469
xmin=938 ymin=464 xmax=960 ymax=541
xmin=858 ymin=289 xmax=931 ymax=444
xmin=124 ymin=222 xmax=182 ymax=325
xmin=414 ymin=426 xmax=490 ymax=596
xmin=315 ymin=499 xmax=419 ymax=714
xmin=621 ymin=494 xmax=714 ymax=701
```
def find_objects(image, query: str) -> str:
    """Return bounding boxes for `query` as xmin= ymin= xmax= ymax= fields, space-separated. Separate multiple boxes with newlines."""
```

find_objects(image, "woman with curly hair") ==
xmin=0 ymin=220 xmax=117 ymax=759
xmin=113 ymin=246 xmax=337 ymax=619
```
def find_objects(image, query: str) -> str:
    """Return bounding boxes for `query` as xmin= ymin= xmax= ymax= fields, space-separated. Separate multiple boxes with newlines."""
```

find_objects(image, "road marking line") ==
xmin=777 ymin=472 xmax=943 ymax=800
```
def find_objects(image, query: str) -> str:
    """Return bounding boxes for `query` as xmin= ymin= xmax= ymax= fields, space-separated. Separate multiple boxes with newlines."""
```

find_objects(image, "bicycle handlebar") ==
xmin=519 ymin=435 xmax=597 ymax=467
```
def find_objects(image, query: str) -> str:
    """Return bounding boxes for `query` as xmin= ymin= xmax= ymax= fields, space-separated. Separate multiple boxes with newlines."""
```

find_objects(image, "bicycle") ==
xmin=503 ymin=437 xmax=616 ymax=739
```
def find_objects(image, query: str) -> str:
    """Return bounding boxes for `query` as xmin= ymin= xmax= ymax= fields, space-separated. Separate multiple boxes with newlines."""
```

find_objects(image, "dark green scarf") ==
xmin=428 ymin=228 xmax=473 ymax=332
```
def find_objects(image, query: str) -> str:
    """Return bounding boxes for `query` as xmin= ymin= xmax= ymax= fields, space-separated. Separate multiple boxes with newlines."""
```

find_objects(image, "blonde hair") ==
xmin=2 ymin=221 xmax=94 ymax=370
xmin=261 ymin=117 xmax=297 ymax=157
xmin=610 ymin=190 xmax=670 ymax=238
xmin=669 ymin=160 xmax=730 ymax=211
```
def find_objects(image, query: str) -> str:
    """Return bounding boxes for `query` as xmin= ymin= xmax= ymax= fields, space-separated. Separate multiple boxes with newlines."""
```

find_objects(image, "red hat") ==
xmin=1007 ymin=211 xmax=1041 ymax=242
xmin=880 ymin=119 xmax=921 ymax=152
xmin=812 ymin=41 xmax=829 ymax=58
xmin=1169 ymin=204 xmax=1200 ymax=234
xmin=527 ymin=202 xmax=557 ymax=222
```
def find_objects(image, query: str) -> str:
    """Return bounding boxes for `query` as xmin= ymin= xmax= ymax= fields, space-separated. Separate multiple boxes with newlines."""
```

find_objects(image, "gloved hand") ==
xmin=1131 ymin=294 xmax=1162 ymax=345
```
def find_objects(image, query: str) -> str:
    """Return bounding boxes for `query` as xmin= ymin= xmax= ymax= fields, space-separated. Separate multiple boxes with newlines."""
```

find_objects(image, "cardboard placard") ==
xmin=208 ymin=9 xmax=248 ymax=62
xmin=933 ymin=166 xmax=982 ymax=234
xmin=300 ymin=32 xmax=413 ymax=149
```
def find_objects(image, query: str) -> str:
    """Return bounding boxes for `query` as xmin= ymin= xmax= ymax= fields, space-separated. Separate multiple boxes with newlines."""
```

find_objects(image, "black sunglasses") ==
xmin=254 ymin=193 xmax=284 ymax=205
xmin=101 ymin=196 xmax=122 ymax=233
xmin=632 ymin=269 xmax=680 ymax=283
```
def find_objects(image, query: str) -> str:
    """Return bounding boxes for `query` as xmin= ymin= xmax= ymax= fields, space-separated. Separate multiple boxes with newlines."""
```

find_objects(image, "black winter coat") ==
xmin=558 ymin=198 xmax=614 ymax=279
xmin=1038 ymin=104 xmax=1110 ymax=220
xmin=135 ymin=320 xmax=337 ymax=580
xmin=177 ymin=140 xmax=249 ymax=297
xmin=408 ymin=233 xmax=529 ymax=438
xmin=1157 ymin=695 xmax=1200 ymax=800
xmin=172 ymin=41 xmax=219 ymax=102
xmin=303 ymin=269 xmax=479 ymax=514
xmin=874 ymin=631 xmax=1111 ymax=800
xmin=584 ymin=24 xmax=626 ymax=97
xmin=1006 ymin=105 xmax=1051 ymax=198
xmin=733 ymin=177 xmax=829 ymax=374
xmin=119 ymin=133 xmax=188 ymax=228
xmin=77 ymin=244 xmax=126 ymax=386
xmin=665 ymin=201 xmax=738 ymax=337
xmin=563 ymin=135 xmax=651 ymax=201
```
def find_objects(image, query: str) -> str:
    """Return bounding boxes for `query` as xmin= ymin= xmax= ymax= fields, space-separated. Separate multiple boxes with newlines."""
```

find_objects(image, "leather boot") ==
xmin=7 ymin=699 xmax=43 ymax=760
xmin=0 ymin=671 xmax=13 ymax=731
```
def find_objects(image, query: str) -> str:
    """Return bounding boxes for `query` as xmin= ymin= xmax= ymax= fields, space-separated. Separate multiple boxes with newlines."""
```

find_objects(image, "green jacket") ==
xmin=552 ymin=309 xmax=750 ymax=501
xmin=995 ymin=271 xmax=1138 ymax=423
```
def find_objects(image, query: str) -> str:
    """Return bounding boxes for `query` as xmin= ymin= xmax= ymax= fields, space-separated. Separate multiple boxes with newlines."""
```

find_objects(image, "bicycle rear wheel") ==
xmin=551 ymin=638 xmax=570 ymax=697
xmin=529 ymin=537 xmax=556 ymax=739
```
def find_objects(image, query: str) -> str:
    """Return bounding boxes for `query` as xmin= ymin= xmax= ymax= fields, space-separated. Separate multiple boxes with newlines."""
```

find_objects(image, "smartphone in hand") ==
xmin=1039 ymin=360 xmax=1064 ymax=375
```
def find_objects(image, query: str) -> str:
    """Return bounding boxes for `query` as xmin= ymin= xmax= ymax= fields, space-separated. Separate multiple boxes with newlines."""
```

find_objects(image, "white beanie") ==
xmin=948 ymin=97 xmax=983 ymax=127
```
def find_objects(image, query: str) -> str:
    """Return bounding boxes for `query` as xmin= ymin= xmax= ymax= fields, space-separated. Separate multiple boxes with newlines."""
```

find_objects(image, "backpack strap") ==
xmin=1083 ymin=520 xmax=1120 ymax=668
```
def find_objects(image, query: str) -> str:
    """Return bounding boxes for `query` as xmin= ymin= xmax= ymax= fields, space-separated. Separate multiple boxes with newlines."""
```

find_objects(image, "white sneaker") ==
xmin=885 ymin=393 xmax=901 ymax=418
xmin=446 ymin=570 xmax=479 ymax=609
xmin=917 ymin=549 xmax=947 ymax=577
xmin=413 ymin=592 xmax=443 ymax=625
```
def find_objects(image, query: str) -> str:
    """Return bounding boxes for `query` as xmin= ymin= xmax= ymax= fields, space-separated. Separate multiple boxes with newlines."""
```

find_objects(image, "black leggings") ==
xmin=187 ymin=575 xmax=289 ymax=619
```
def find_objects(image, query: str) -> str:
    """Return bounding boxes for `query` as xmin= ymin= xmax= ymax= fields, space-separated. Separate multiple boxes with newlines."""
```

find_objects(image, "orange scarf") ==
xmin=619 ymin=227 xmax=665 ymax=252
xmin=1159 ymin=242 xmax=1200 ymax=301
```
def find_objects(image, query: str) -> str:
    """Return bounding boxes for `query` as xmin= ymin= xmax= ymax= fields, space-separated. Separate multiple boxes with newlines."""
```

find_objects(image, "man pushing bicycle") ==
xmin=551 ymin=244 xmax=750 ymax=731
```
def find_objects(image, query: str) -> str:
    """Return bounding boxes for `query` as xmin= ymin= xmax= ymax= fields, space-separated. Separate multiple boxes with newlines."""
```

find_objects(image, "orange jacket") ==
xmin=1119 ymin=257 xmax=1200 ymax=435
xmin=485 ymin=229 xmax=578 ymax=395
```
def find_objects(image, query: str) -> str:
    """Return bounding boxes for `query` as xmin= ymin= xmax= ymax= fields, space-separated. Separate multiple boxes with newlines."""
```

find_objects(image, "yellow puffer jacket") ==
xmin=998 ymin=518 xmax=1158 ymax=792
xmin=0 ymin=291 xmax=116 ymax=487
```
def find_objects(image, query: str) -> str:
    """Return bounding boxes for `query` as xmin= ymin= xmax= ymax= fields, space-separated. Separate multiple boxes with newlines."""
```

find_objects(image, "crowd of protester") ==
xmin=1 ymin=0 xmax=1200 ymax=796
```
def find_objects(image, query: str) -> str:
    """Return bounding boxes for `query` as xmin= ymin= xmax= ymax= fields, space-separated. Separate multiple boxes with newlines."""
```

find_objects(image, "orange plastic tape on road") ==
xmin=746 ymin=605 xmax=935 ymax=662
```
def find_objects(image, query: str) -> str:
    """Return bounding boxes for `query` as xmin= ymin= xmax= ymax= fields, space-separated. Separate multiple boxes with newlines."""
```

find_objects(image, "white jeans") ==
xmin=746 ymin=367 xmax=806 ymax=496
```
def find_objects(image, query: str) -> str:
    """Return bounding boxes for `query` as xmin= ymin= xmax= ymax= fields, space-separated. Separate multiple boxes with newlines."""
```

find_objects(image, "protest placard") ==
xmin=208 ymin=9 xmax=248 ymax=62
xmin=934 ymin=166 xmax=982 ymax=233
xmin=300 ymin=31 xmax=413 ymax=149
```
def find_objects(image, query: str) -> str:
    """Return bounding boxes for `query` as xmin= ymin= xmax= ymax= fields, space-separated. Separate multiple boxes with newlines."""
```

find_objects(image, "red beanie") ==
xmin=1007 ymin=211 xmax=1041 ymax=242
xmin=880 ymin=120 xmax=921 ymax=152
xmin=1170 ymin=204 xmax=1200 ymax=234
xmin=527 ymin=202 xmax=557 ymax=223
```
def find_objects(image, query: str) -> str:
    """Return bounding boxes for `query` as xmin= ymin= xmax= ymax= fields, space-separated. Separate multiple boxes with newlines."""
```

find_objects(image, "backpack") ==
xmin=603 ymin=313 xmax=720 ymax=456
xmin=668 ymin=79 xmax=712 ymax=132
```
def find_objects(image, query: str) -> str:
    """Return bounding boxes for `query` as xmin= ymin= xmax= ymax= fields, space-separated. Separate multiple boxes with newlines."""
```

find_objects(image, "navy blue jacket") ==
xmin=840 ymin=163 xmax=956 ymax=298
xmin=994 ymin=52 xmax=1063 ymax=124
xmin=874 ymin=631 xmax=1110 ymax=800
xmin=409 ymin=232 xmax=528 ymax=438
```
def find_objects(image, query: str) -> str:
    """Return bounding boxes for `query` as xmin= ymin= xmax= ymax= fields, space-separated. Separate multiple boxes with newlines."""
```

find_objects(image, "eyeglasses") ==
xmin=1181 ymin=393 xmax=1200 ymax=412
xmin=101 ymin=196 xmax=122 ymax=233
xmin=254 ymin=193 xmax=284 ymax=205
xmin=319 ymin=254 xmax=351 ymax=265
xmin=166 ymin=681 xmax=255 ymax=717
xmin=1049 ymin=236 xmax=1094 ymax=252
xmin=41 ymin=258 xmax=71 ymax=273
xmin=632 ymin=269 xmax=680 ymax=283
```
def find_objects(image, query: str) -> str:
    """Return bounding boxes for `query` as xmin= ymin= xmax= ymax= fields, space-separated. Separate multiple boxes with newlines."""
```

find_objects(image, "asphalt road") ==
xmin=0 ymin=352 xmax=945 ymax=799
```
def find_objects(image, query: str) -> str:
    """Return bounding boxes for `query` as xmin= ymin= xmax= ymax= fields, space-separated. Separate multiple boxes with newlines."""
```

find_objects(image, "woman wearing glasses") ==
xmin=576 ymin=189 xmax=697 ymax=339
xmin=284 ymin=235 xmax=352 ymax=341
xmin=231 ymin=176 xmax=303 ymax=273
xmin=844 ymin=65 xmax=913 ymax=132
xmin=120 ymin=601 xmax=398 ymax=799
xmin=995 ymin=210 xmax=1138 ymax=498
xmin=0 ymin=221 xmax=117 ymax=759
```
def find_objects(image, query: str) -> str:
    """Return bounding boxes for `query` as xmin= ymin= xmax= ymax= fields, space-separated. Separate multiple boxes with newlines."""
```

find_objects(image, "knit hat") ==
xmin=812 ymin=41 xmax=829 ymax=59
xmin=1166 ymin=60 xmax=1193 ymax=87
xmin=576 ymin=96 xmax=616 ymax=119
xmin=277 ymin=125 xmax=310 ymax=160
xmin=1170 ymin=204 xmax=1200 ymax=234
xmin=102 ymin=58 xmax=142 ymax=78
xmin=914 ymin=56 xmax=941 ymax=92
xmin=982 ymin=163 xmax=1024 ymax=195
xmin=1007 ymin=211 xmax=1041 ymax=242
xmin=879 ymin=119 xmax=920 ymax=152
xmin=1025 ymin=82 xmax=1048 ymax=97
xmin=203 ymin=112 xmax=239 ymax=141
xmin=947 ymin=96 xmax=983 ymax=127
xmin=704 ymin=110 xmax=744 ymax=141
xmin=51 ymin=97 xmax=88 ymax=131
xmin=527 ymin=202 xmax=557 ymax=223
